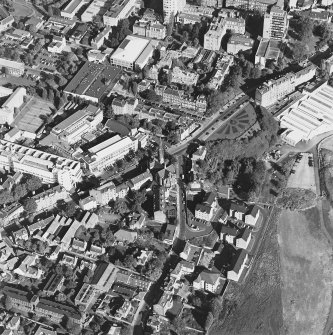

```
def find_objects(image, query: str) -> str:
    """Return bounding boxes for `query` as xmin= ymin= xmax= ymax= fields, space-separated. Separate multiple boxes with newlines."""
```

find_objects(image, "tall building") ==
xmin=263 ymin=6 xmax=288 ymax=40
xmin=163 ymin=0 xmax=186 ymax=20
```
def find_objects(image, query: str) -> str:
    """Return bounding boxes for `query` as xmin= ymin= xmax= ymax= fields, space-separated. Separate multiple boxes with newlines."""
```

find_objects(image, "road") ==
xmin=167 ymin=93 xmax=249 ymax=156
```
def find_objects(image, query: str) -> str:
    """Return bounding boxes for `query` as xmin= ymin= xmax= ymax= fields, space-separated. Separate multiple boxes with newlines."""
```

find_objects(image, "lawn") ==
xmin=277 ymin=208 xmax=333 ymax=335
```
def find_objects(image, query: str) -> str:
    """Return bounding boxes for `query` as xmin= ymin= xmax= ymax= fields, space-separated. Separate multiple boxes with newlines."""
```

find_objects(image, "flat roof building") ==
xmin=61 ymin=0 xmax=89 ymax=19
xmin=110 ymin=35 xmax=157 ymax=70
xmin=103 ymin=0 xmax=137 ymax=27
xmin=0 ymin=58 xmax=24 ymax=77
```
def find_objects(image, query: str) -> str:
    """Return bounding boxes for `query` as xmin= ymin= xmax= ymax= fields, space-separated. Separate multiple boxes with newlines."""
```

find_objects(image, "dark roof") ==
xmin=196 ymin=270 xmax=220 ymax=285
xmin=36 ymin=298 xmax=81 ymax=320
xmin=221 ymin=225 xmax=238 ymax=236
xmin=203 ymin=192 xmax=216 ymax=206
xmin=195 ymin=203 xmax=211 ymax=214
xmin=91 ymin=262 xmax=109 ymax=285
xmin=230 ymin=202 xmax=248 ymax=214
xmin=105 ymin=120 xmax=131 ymax=137
xmin=237 ymin=228 xmax=251 ymax=241
xmin=248 ymin=205 xmax=259 ymax=217
xmin=232 ymin=250 xmax=248 ymax=273
xmin=112 ymin=282 xmax=137 ymax=299
xmin=3 ymin=286 xmax=30 ymax=303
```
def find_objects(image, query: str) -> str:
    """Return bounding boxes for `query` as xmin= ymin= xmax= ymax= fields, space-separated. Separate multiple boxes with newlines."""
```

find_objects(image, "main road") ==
xmin=167 ymin=93 xmax=249 ymax=156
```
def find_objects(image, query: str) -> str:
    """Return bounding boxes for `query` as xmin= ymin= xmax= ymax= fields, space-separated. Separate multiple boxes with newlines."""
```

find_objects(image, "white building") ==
xmin=84 ymin=135 xmax=138 ymax=175
xmin=61 ymin=0 xmax=89 ymax=20
xmin=279 ymin=81 xmax=333 ymax=146
xmin=0 ymin=58 xmax=24 ymax=77
xmin=81 ymin=0 xmax=108 ymax=22
xmin=91 ymin=26 xmax=112 ymax=49
xmin=90 ymin=181 xmax=128 ymax=205
xmin=0 ymin=15 xmax=14 ymax=33
xmin=193 ymin=270 xmax=222 ymax=293
xmin=103 ymin=0 xmax=137 ymax=27
xmin=195 ymin=192 xmax=218 ymax=221
xmin=48 ymin=36 xmax=66 ymax=54
xmin=263 ymin=6 xmax=288 ymax=40
xmin=0 ymin=87 xmax=26 ymax=125
xmin=255 ymin=64 xmax=317 ymax=108
xmin=163 ymin=0 xmax=186 ymax=20
xmin=235 ymin=228 xmax=251 ymax=249
xmin=31 ymin=185 xmax=69 ymax=212
xmin=227 ymin=250 xmax=248 ymax=282
xmin=170 ymin=67 xmax=199 ymax=86
xmin=79 ymin=196 xmax=97 ymax=211
xmin=110 ymin=35 xmax=156 ymax=70
xmin=0 ymin=140 xmax=82 ymax=191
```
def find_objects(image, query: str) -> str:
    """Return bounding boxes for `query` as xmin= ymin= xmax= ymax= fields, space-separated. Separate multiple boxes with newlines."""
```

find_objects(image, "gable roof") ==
xmin=195 ymin=270 xmax=220 ymax=285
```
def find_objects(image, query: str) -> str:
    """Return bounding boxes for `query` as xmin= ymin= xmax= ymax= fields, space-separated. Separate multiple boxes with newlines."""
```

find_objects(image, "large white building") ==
xmin=83 ymin=135 xmax=138 ymax=175
xmin=49 ymin=105 xmax=102 ymax=145
xmin=103 ymin=0 xmax=137 ymax=26
xmin=0 ymin=58 xmax=24 ymax=77
xmin=163 ymin=0 xmax=186 ymax=20
xmin=110 ymin=35 xmax=156 ymax=70
xmin=263 ymin=6 xmax=288 ymax=40
xmin=255 ymin=64 xmax=317 ymax=108
xmin=81 ymin=0 xmax=107 ymax=22
xmin=279 ymin=82 xmax=333 ymax=146
xmin=0 ymin=87 xmax=26 ymax=125
xmin=0 ymin=140 xmax=82 ymax=190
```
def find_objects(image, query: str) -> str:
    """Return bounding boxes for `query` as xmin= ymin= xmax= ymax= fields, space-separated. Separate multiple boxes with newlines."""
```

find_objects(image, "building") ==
xmin=0 ymin=87 xmax=26 ymax=124
xmin=0 ymin=15 xmax=14 ymax=33
xmin=14 ymin=254 xmax=43 ymax=279
xmin=75 ymin=283 xmax=96 ymax=309
xmin=163 ymin=0 xmax=186 ymax=20
xmin=64 ymin=62 xmax=122 ymax=103
xmin=91 ymin=26 xmax=112 ymax=49
xmin=5 ymin=29 xmax=30 ymax=42
xmin=82 ymin=134 xmax=139 ymax=175
xmin=244 ymin=206 xmax=260 ymax=226
xmin=221 ymin=225 xmax=239 ymax=244
xmin=0 ymin=58 xmax=24 ymax=77
xmin=31 ymin=186 xmax=69 ymax=212
xmin=322 ymin=54 xmax=333 ymax=75
xmin=110 ymin=35 xmax=157 ymax=70
xmin=43 ymin=273 xmax=64 ymax=295
xmin=90 ymin=180 xmax=128 ymax=205
xmin=79 ymin=196 xmax=97 ymax=211
xmin=177 ymin=4 xmax=214 ymax=24
xmin=129 ymin=170 xmax=152 ymax=190
xmin=35 ymin=298 xmax=82 ymax=324
xmin=278 ymin=81 xmax=333 ymax=146
xmin=225 ymin=0 xmax=280 ymax=12
xmin=0 ymin=203 xmax=24 ymax=225
xmin=61 ymin=0 xmax=89 ymax=19
xmin=91 ymin=262 xmax=119 ymax=292
xmin=163 ymin=224 xmax=176 ymax=244
xmin=193 ymin=270 xmax=223 ymax=293
xmin=133 ymin=19 xmax=166 ymax=40
xmin=2 ymin=286 xmax=32 ymax=312
xmin=227 ymin=250 xmax=249 ymax=282
xmin=48 ymin=36 xmax=66 ymax=54
xmin=255 ymin=64 xmax=317 ymax=108
xmin=202 ymin=0 xmax=222 ymax=5
xmin=112 ymin=97 xmax=138 ymax=115
xmin=103 ymin=0 xmax=137 ymax=26
xmin=204 ymin=16 xmax=245 ymax=51
xmin=255 ymin=38 xmax=281 ymax=68
xmin=170 ymin=67 xmax=199 ymax=86
xmin=81 ymin=0 xmax=107 ymax=22
xmin=41 ymin=105 xmax=103 ymax=146
xmin=207 ymin=53 xmax=233 ymax=89
xmin=87 ymin=49 xmax=107 ymax=63
xmin=263 ymin=6 xmax=288 ymax=40
xmin=0 ymin=140 xmax=82 ymax=191
xmin=227 ymin=34 xmax=254 ymax=54
xmin=195 ymin=192 xmax=218 ymax=221
xmin=235 ymin=228 xmax=251 ymax=249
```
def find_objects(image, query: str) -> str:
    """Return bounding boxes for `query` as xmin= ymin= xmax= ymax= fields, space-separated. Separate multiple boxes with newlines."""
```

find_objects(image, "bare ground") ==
xmin=209 ymin=207 xmax=283 ymax=335
xmin=278 ymin=208 xmax=333 ymax=335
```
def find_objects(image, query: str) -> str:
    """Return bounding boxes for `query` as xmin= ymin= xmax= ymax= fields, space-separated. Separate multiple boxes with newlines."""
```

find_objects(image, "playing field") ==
xmin=278 ymin=208 xmax=333 ymax=335
xmin=13 ymin=97 xmax=53 ymax=133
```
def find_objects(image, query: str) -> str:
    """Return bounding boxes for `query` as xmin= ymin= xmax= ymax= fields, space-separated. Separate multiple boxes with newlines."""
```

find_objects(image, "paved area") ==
xmin=287 ymin=152 xmax=316 ymax=193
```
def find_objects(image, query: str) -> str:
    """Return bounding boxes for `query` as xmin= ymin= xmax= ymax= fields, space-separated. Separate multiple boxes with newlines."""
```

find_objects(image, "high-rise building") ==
xmin=163 ymin=0 xmax=186 ymax=20
xmin=263 ymin=6 xmax=288 ymax=40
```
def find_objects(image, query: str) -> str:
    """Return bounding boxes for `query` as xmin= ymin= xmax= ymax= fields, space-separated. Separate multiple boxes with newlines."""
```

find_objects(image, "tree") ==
xmin=292 ymin=41 xmax=309 ymax=61
xmin=13 ymin=184 xmax=27 ymax=200
xmin=64 ymin=202 xmax=76 ymax=217
xmin=113 ymin=198 xmax=129 ymax=215
xmin=24 ymin=175 xmax=42 ymax=192
xmin=205 ymin=311 xmax=214 ymax=330
xmin=131 ymin=81 xmax=138 ymax=95
xmin=22 ymin=198 xmax=37 ymax=213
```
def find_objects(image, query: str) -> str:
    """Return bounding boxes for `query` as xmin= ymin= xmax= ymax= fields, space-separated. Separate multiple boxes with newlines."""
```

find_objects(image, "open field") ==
xmin=209 ymin=208 xmax=283 ymax=335
xmin=278 ymin=208 xmax=333 ymax=335
xmin=13 ymin=97 xmax=54 ymax=133
xmin=287 ymin=152 xmax=316 ymax=193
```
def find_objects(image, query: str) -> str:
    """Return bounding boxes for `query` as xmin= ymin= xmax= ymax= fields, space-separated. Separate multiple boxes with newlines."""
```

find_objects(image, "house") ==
xmin=31 ymin=185 xmax=69 ymax=212
xmin=235 ymin=228 xmax=251 ymax=250
xmin=227 ymin=250 xmax=249 ymax=282
xmin=0 ymin=203 xmax=24 ymax=226
xmin=2 ymin=286 xmax=33 ymax=312
xmin=129 ymin=213 xmax=146 ymax=230
xmin=13 ymin=254 xmax=43 ymax=279
xmin=195 ymin=192 xmax=218 ymax=221
xmin=220 ymin=225 xmax=239 ymax=244
xmin=7 ymin=316 xmax=20 ymax=330
xmin=71 ymin=238 xmax=87 ymax=252
xmin=229 ymin=202 xmax=248 ymax=221
xmin=129 ymin=170 xmax=152 ymax=190
xmin=114 ymin=229 xmax=138 ymax=243
xmin=244 ymin=206 xmax=260 ymax=227
xmin=171 ymin=260 xmax=195 ymax=280
xmin=48 ymin=36 xmax=66 ymax=53
xmin=79 ymin=196 xmax=97 ymax=211
xmin=43 ymin=273 xmax=64 ymax=295
xmin=75 ymin=283 xmax=96 ymax=310
xmin=34 ymin=326 xmax=57 ymax=335
xmin=193 ymin=270 xmax=223 ymax=293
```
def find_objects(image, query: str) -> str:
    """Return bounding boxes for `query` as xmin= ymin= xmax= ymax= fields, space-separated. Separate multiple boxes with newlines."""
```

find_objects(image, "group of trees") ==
xmin=174 ymin=20 xmax=209 ymax=46
xmin=197 ymin=106 xmax=278 ymax=199
xmin=0 ymin=174 xmax=42 ymax=207
xmin=107 ymin=19 xmax=132 ymax=48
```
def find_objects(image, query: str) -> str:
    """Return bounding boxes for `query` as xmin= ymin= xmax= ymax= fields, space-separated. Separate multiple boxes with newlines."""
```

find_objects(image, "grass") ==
xmin=278 ymin=208 xmax=333 ymax=335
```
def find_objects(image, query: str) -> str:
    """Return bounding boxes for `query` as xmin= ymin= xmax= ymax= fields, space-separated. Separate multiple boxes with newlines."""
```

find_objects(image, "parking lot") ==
xmin=287 ymin=152 xmax=316 ymax=192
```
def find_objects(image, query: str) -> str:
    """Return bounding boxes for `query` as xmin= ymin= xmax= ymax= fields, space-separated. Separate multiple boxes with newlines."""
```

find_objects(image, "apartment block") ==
xmin=31 ymin=185 xmax=69 ymax=212
xmin=0 ymin=140 xmax=82 ymax=190
xmin=0 ymin=57 xmax=24 ymax=76
xmin=81 ymin=0 xmax=108 ymax=22
xmin=255 ymin=64 xmax=317 ymax=108
xmin=263 ymin=6 xmax=288 ymax=40
xmin=103 ymin=0 xmax=137 ymax=27
xmin=133 ymin=19 xmax=166 ymax=40
xmin=163 ymin=0 xmax=186 ymax=20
